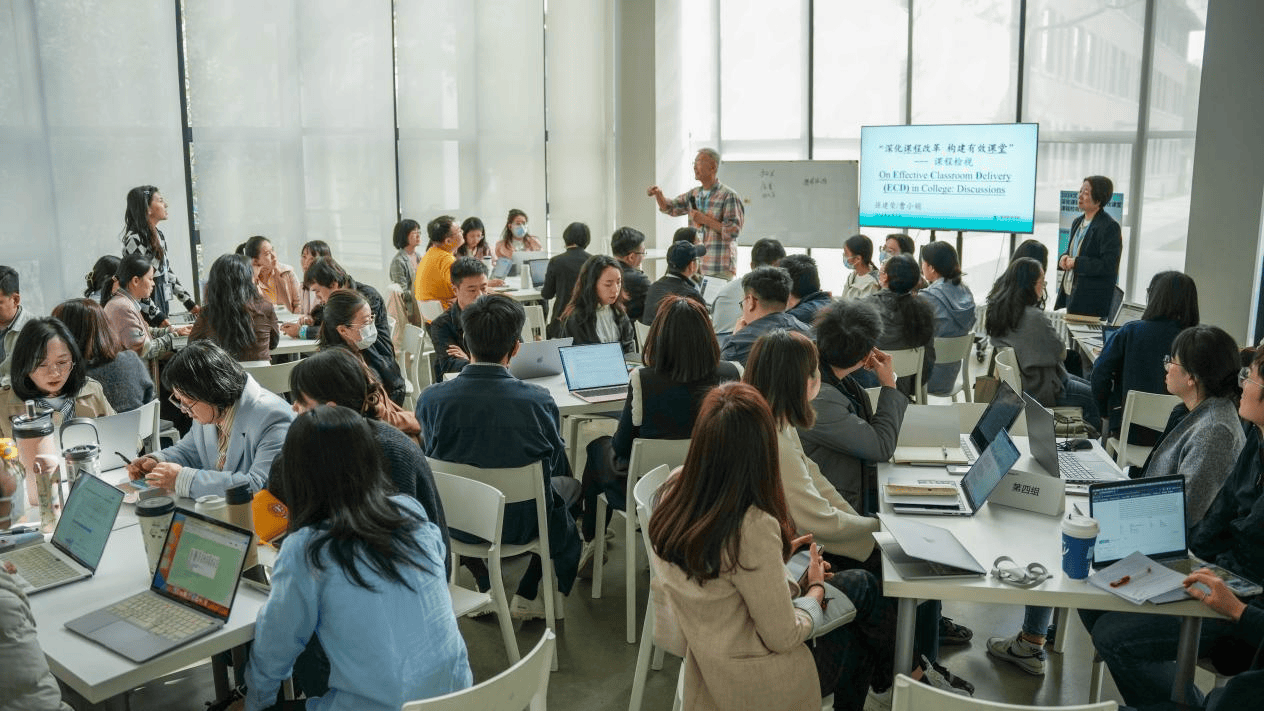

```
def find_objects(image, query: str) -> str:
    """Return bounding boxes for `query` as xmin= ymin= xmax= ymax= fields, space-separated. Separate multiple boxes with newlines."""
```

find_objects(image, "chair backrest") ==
xmin=135 ymin=398 xmax=160 ymax=453
xmin=934 ymin=334 xmax=974 ymax=363
xmin=633 ymin=464 xmax=673 ymax=529
xmin=419 ymin=300 xmax=444 ymax=323
xmin=887 ymin=347 xmax=924 ymax=378
xmin=401 ymin=630 xmax=556 ymax=711
xmin=627 ymin=439 xmax=691 ymax=482
xmin=1117 ymin=390 xmax=1182 ymax=467
xmin=431 ymin=471 xmax=505 ymax=556
xmin=402 ymin=323 xmax=429 ymax=390
xmin=993 ymin=347 xmax=1024 ymax=395
xmin=890 ymin=673 xmax=1117 ymax=711
xmin=523 ymin=304 xmax=547 ymax=343
xmin=426 ymin=458 xmax=546 ymax=508
xmin=243 ymin=360 xmax=302 ymax=397
xmin=634 ymin=320 xmax=651 ymax=352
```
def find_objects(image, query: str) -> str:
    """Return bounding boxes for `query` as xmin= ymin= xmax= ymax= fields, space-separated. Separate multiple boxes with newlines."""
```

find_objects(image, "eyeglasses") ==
xmin=1239 ymin=367 xmax=1264 ymax=389
xmin=168 ymin=393 xmax=196 ymax=415
xmin=34 ymin=358 xmax=74 ymax=376
xmin=632 ymin=251 xmax=647 ymax=257
xmin=1163 ymin=355 xmax=1184 ymax=372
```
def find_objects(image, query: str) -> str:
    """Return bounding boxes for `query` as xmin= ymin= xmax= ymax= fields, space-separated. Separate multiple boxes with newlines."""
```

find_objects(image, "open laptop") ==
xmin=0 ymin=474 xmax=124 ymax=593
xmin=886 ymin=429 xmax=1021 ymax=516
xmin=66 ymin=508 xmax=253 ymax=663
xmin=892 ymin=381 xmax=1023 ymax=466
xmin=491 ymin=257 xmax=514 ymax=281
xmin=526 ymin=258 xmax=549 ymax=289
xmin=1022 ymin=393 xmax=1119 ymax=485
xmin=1112 ymin=301 xmax=1145 ymax=326
xmin=700 ymin=276 xmax=727 ymax=306
xmin=876 ymin=514 xmax=986 ymax=578
xmin=509 ymin=337 xmax=572 ymax=379
xmin=558 ymin=342 xmax=631 ymax=403
xmin=1089 ymin=475 xmax=1262 ymax=597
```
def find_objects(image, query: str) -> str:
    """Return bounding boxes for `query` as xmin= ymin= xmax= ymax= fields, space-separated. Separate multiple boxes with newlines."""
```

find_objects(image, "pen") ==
xmin=115 ymin=451 xmax=133 ymax=468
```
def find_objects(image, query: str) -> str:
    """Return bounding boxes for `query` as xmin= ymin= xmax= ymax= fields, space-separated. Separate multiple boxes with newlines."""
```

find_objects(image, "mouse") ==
xmin=1067 ymin=438 xmax=1094 ymax=451
xmin=1190 ymin=581 xmax=1213 ymax=598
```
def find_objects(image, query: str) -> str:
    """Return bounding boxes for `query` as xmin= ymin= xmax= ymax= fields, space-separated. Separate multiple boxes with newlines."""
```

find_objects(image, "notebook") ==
xmin=508 ymin=337 xmax=573 ymax=379
xmin=876 ymin=514 xmax=986 ymax=578
xmin=558 ymin=342 xmax=631 ymax=403
xmin=1022 ymin=393 xmax=1120 ymax=486
xmin=0 ymin=474 xmax=124 ymax=593
xmin=892 ymin=381 xmax=1023 ymax=466
xmin=1088 ymin=475 xmax=1262 ymax=598
xmin=886 ymin=429 xmax=1021 ymax=516
xmin=65 ymin=508 xmax=253 ymax=663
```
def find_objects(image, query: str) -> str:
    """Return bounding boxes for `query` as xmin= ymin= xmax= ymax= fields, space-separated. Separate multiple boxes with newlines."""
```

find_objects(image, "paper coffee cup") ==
xmin=1062 ymin=515 xmax=1098 ymax=580
xmin=195 ymin=494 xmax=228 ymax=521
xmin=136 ymin=496 xmax=175 ymax=576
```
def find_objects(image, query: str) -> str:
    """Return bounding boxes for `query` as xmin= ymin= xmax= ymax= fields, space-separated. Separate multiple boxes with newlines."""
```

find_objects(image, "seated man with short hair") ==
xmin=782 ymin=253 xmax=833 ymax=325
xmin=611 ymin=227 xmax=651 ymax=323
xmin=427 ymin=257 xmax=488 ymax=382
xmin=416 ymin=294 xmax=581 ymax=619
xmin=711 ymin=238 xmax=784 ymax=334
xmin=641 ymin=240 xmax=706 ymax=326
xmin=719 ymin=266 xmax=813 ymax=366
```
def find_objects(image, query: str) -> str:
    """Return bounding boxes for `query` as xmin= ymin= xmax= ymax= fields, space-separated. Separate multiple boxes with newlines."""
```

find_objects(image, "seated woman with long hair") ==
xmin=284 ymin=347 xmax=446 ymax=563
xmin=648 ymin=381 xmax=887 ymax=711
xmin=918 ymin=241 xmax=976 ymax=396
xmin=52 ymin=299 xmax=154 ymax=413
xmin=315 ymin=290 xmax=418 ymax=437
xmin=1091 ymin=270 xmax=1199 ymax=444
xmin=559 ymin=254 xmax=636 ymax=354
xmin=0 ymin=318 xmax=114 ymax=439
xmin=190 ymin=254 xmax=280 ymax=362
xmin=857 ymin=253 xmax=936 ymax=395
xmin=242 ymin=235 xmax=303 ymax=314
xmin=985 ymin=257 xmax=1101 ymax=432
xmin=103 ymin=253 xmax=191 ymax=361
xmin=578 ymin=295 xmax=740 ymax=546
xmin=244 ymin=406 xmax=471 ymax=711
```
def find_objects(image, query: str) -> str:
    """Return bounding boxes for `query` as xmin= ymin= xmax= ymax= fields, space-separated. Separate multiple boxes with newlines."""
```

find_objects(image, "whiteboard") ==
xmin=721 ymin=161 xmax=859 ymax=249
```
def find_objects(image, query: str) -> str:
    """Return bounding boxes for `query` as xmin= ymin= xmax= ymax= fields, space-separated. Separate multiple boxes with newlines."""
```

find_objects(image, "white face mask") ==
xmin=844 ymin=255 xmax=857 ymax=271
xmin=512 ymin=224 xmax=527 ymax=239
xmin=879 ymin=250 xmax=891 ymax=264
xmin=355 ymin=322 xmax=377 ymax=350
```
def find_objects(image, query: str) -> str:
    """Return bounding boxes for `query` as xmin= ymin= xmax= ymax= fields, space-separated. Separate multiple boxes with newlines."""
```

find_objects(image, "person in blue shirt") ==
xmin=918 ymin=242 xmax=976 ymax=396
xmin=243 ymin=405 xmax=470 ymax=711
xmin=782 ymin=254 xmax=833 ymax=326
xmin=720 ymin=266 xmax=813 ymax=366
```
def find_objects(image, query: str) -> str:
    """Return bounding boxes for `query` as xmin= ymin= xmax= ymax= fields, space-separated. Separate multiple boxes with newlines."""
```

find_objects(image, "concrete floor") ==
xmin=66 ymin=538 xmax=1192 ymax=711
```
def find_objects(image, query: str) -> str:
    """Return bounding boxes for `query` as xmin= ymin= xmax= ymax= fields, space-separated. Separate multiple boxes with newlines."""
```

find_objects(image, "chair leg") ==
xmin=627 ymin=595 xmax=656 ymax=711
xmin=652 ymin=644 xmax=666 ymax=671
xmin=1089 ymin=655 xmax=1106 ymax=703
xmin=488 ymin=554 xmax=521 ymax=664
xmin=539 ymin=548 xmax=559 ymax=672
xmin=592 ymin=495 xmax=607 ymax=599
xmin=626 ymin=502 xmax=638 ymax=644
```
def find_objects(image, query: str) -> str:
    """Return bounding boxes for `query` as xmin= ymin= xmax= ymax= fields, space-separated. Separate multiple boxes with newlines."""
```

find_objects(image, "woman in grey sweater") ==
xmin=52 ymin=298 xmax=154 ymax=413
xmin=1141 ymin=325 xmax=1245 ymax=523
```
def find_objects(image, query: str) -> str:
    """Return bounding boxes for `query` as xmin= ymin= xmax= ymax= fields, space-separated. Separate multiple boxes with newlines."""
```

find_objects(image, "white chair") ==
xmin=1108 ymin=390 xmax=1181 ymax=468
xmin=634 ymin=320 xmax=651 ymax=352
xmin=426 ymin=458 xmax=561 ymax=670
xmin=887 ymin=346 xmax=926 ymax=404
xmin=401 ymin=630 xmax=555 ymax=711
xmin=135 ymin=398 xmax=177 ymax=453
xmin=627 ymin=464 xmax=678 ymax=711
xmin=523 ymin=303 xmax=547 ymax=342
xmin=592 ymin=439 xmax=692 ymax=644
xmin=403 ymin=323 xmax=433 ymax=391
xmin=891 ymin=673 xmax=1117 ymax=711
xmin=419 ymin=300 xmax=444 ymax=323
xmin=431 ymin=471 xmax=519 ymax=664
xmin=933 ymin=334 xmax=975 ymax=402
xmin=243 ymin=360 xmax=302 ymax=397
xmin=993 ymin=347 xmax=1024 ymax=397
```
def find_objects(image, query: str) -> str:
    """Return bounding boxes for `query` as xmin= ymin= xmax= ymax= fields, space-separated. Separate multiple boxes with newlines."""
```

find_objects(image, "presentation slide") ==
xmin=859 ymin=123 xmax=1039 ymax=233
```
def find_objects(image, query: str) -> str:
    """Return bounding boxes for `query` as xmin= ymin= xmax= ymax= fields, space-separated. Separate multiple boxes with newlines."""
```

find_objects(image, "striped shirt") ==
xmin=662 ymin=182 xmax=745 ymax=278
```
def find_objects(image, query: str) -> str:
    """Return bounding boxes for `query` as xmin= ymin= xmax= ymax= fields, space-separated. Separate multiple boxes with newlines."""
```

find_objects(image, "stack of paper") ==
xmin=1088 ymin=551 xmax=1188 ymax=605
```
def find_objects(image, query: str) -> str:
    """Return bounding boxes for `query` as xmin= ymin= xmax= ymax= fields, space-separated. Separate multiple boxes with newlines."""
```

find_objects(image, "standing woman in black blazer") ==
xmin=1056 ymin=175 xmax=1122 ymax=318
xmin=542 ymin=222 xmax=592 ymax=337
xmin=559 ymin=255 xmax=637 ymax=354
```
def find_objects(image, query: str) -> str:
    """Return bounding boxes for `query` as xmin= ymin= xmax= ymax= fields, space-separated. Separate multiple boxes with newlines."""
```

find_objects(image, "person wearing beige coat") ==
xmin=777 ymin=426 xmax=879 ymax=560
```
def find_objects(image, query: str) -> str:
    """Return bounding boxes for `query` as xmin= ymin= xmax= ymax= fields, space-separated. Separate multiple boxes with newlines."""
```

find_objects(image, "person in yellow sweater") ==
xmin=413 ymin=215 xmax=462 ymax=310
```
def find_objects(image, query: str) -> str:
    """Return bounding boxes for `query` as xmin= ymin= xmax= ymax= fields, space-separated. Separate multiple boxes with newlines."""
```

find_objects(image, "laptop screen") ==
xmin=52 ymin=474 xmax=124 ymax=570
xmin=1089 ymin=475 xmax=1187 ymax=567
xmin=559 ymin=342 xmax=629 ymax=391
xmin=491 ymin=257 xmax=513 ymax=280
xmin=153 ymin=510 xmax=251 ymax=620
xmin=1022 ymin=393 xmax=1060 ymax=478
xmin=527 ymin=259 xmax=549 ymax=289
xmin=961 ymin=428 xmax=1020 ymax=510
xmin=1113 ymin=302 xmax=1145 ymax=326
xmin=968 ymin=381 xmax=1023 ymax=451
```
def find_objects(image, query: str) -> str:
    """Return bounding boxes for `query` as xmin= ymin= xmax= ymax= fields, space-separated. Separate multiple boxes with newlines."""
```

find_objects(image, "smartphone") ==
xmin=241 ymin=564 xmax=272 ymax=594
xmin=946 ymin=465 xmax=971 ymax=476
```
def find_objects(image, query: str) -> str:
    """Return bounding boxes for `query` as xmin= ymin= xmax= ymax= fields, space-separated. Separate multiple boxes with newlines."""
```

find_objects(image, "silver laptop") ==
xmin=700 ymin=276 xmax=726 ymax=306
xmin=892 ymin=382 xmax=1023 ymax=466
xmin=509 ymin=337 xmax=572 ymax=379
xmin=876 ymin=514 xmax=986 ymax=578
xmin=526 ymin=258 xmax=549 ymax=289
xmin=558 ymin=342 xmax=631 ymax=403
xmin=66 ymin=508 xmax=253 ymax=663
xmin=887 ymin=429 xmax=1020 ymax=516
xmin=491 ymin=257 xmax=514 ymax=280
xmin=1089 ymin=475 xmax=1261 ymax=598
xmin=1112 ymin=302 xmax=1145 ymax=326
xmin=0 ymin=474 xmax=124 ymax=593
xmin=1022 ymin=393 xmax=1119 ymax=485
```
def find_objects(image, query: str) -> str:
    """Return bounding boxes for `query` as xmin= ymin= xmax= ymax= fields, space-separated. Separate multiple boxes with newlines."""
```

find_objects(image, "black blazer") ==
xmin=560 ymin=307 xmax=637 ymax=355
xmin=541 ymin=248 xmax=591 ymax=329
xmin=1055 ymin=209 xmax=1122 ymax=318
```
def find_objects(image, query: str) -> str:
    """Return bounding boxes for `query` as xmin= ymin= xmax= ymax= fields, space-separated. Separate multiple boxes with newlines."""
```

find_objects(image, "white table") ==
xmin=491 ymin=287 xmax=544 ymax=304
xmin=28 ymin=513 xmax=267 ymax=704
xmin=271 ymin=334 xmax=319 ymax=356
xmin=877 ymin=438 xmax=1222 ymax=703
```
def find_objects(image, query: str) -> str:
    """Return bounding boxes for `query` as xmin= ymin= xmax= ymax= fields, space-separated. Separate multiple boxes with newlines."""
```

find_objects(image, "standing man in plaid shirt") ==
xmin=647 ymin=148 xmax=745 ymax=279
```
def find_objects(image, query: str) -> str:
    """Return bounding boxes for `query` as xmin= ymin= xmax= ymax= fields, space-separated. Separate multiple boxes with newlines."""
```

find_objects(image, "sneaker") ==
xmin=464 ymin=600 xmax=496 ymax=619
xmin=864 ymin=685 xmax=892 ymax=710
xmin=510 ymin=592 xmax=566 ymax=621
xmin=938 ymin=616 xmax=973 ymax=645
xmin=986 ymin=632 xmax=1047 ymax=675
xmin=576 ymin=540 xmax=609 ymax=580
xmin=920 ymin=655 xmax=974 ymax=696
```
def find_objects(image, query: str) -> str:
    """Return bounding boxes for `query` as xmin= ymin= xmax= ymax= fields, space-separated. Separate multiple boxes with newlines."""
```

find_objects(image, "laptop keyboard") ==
xmin=2 ymin=546 xmax=77 ymax=588
xmin=578 ymin=385 xmax=627 ymax=398
xmin=961 ymin=435 xmax=977 ymax=464
xmin=1058 ymin=452 xmax=1106 ymax=481
xmin=108 ymin=593 xmax=215 ymax=641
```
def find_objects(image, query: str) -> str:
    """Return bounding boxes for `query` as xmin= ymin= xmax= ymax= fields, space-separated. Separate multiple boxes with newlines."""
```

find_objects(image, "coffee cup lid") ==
xmin=1062 ymin=515 xmax=1099 ymax=536
xmin=136 ymin=496 xmax=174 ymax=516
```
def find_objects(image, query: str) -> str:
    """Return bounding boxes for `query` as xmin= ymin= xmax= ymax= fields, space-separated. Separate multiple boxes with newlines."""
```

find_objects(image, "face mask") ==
xmin=512 ymin=224 xmax=527 ymax=239
xmin=844 ymin=255 xmax=856 ymax=271
xmin=355 ymin=323 xmax=377 ymax=350
xmin=879 ymin=250 xmax=890 ymax=264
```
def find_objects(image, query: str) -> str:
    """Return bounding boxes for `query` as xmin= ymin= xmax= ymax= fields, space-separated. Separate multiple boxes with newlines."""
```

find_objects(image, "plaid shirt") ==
xmin=121 ymin=229 xmax=196 ymax=316
xmin=662 ymin=182 xmax=745 ymax=277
